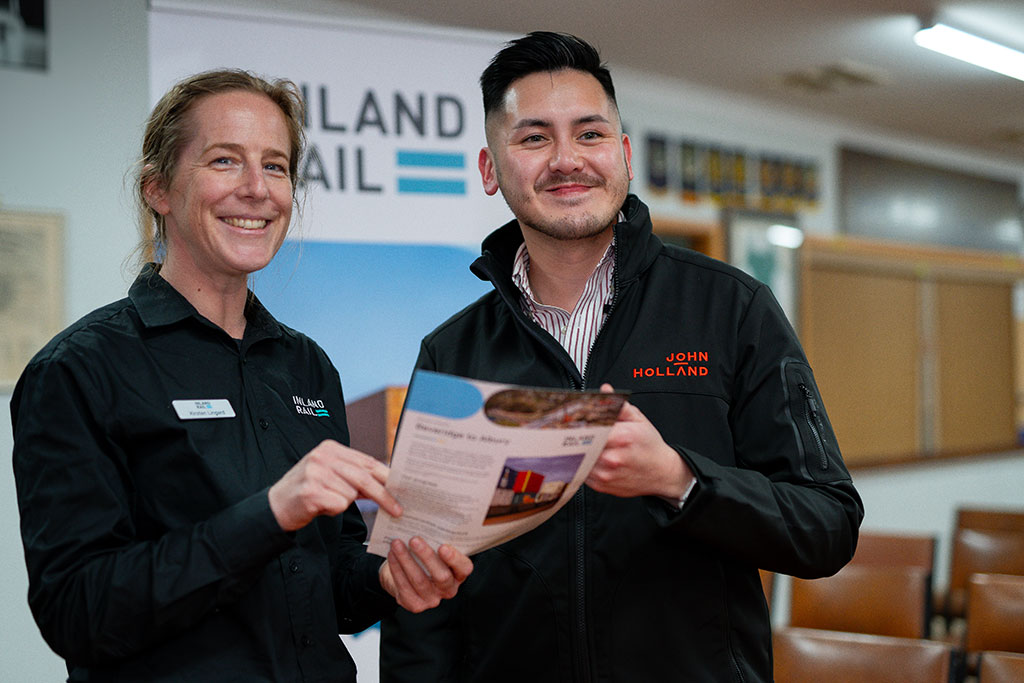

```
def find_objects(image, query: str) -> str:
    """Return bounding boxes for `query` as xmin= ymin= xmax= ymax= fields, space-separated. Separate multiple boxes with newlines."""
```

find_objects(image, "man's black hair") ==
xmin=480 ymin=31 xmax=616 ymax=116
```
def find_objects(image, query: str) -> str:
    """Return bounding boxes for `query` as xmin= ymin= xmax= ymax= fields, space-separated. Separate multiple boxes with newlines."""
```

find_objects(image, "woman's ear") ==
xmin=142 ymin=168 xmax=170 ymax=216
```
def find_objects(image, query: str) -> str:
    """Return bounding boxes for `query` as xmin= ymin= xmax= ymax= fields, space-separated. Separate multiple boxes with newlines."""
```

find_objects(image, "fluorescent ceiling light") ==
xmin=767 ymin=224 xmax=804 ymax=249
xmin=914 ymin=22 xmax=1024 ymax=82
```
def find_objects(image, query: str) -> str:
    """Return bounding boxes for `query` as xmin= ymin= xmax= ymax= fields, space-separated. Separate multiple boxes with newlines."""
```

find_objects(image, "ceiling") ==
xmin=339 ymin=0 xmax=1024 ymax=166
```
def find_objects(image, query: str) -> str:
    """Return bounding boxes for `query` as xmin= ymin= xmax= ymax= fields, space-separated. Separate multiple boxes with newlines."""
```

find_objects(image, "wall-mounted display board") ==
xmin=800 ymin=236 xmax=1024 ymax=466
xmin=0 ymin=209 xmax=63 ymax=389
xmin=652 ymin=218 xmax=725 ymax=262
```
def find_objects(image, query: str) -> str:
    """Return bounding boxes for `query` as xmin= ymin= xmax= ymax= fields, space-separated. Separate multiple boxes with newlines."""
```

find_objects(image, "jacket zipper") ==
xmin=579 ymin=234 xmax=621 ymax=389
xmin=573 ymin=488 xmax=591 ymax=682
xmin=483 ymin=231 xmax=623 ymax=682
xmin=798 ymin=383 xmax=829 ymax=471
xmin=572 ymin=233 xmax=620 ymax=682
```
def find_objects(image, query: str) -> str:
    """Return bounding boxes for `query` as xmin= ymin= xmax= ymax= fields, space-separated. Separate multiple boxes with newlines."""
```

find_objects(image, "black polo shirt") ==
xmin=11 ymin=268 xmax=393 ymax=682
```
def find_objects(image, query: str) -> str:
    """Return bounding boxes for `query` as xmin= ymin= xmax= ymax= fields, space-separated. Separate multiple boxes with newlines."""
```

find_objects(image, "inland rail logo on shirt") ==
xmin=293 ymin=395 xmax=330 ymax=418
xmin=632 ymin=351 xmax=711 ymax=379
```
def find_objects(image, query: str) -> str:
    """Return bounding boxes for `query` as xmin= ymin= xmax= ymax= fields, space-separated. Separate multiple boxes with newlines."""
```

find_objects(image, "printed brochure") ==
xmin=366 ymin=370 xmax=628 ymax=556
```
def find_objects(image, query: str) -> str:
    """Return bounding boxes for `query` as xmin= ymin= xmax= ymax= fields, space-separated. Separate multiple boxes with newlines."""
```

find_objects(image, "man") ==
xmin=380 ymin=32 xmax=862 ymax=682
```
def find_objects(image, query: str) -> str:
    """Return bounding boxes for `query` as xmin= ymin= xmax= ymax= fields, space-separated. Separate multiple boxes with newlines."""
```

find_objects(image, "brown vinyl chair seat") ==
xmin=773 ymin=626 xmax=955 ymax=683
xmin=965 ymin=573 xmax=1024 ymax=655
xmin=789 ymin=563 xmax=931 ymax=638
xmin=978 ymin=650 xmax=1024 ymax=683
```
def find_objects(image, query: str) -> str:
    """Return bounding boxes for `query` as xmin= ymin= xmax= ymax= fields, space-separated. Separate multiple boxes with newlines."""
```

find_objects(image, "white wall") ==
xmin=0 ymin=0 xmax=149 ymax=678
xmin=2 ymin=1 xmax=1024 ymax=681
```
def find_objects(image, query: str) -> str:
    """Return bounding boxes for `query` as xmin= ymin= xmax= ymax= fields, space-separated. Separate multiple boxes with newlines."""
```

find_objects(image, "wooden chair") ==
xmin=965 ymin=573 xmax=1024 ymax=657
xmin=773 ymin=627 xmax=956 ymax=683
xmin=789 ymin=564 xmax=931 ymax=638
xmin=945 ymin=528 xmax=1024 ymax=619
xmin=977 ymin=651 xmax=1024 ymax=683
xmin=956 ymin=506 xmax=1024 ymax=534
xmin=852 ymin=530 xmax=937 ymax=631
xmin=851 ymin=530 xmax=936 ymax=571
xmin=943 ymin=506 xmax=1024 ymax=616
xmin=759 ymin=569 xmax=774 ymax=610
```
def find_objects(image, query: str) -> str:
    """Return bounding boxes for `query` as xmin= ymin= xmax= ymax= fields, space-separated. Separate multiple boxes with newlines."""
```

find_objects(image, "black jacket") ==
xmin=380 ymin=195 xmax=863 ymax=682
xmin=12 ymin=270 xmax=393 ymax=682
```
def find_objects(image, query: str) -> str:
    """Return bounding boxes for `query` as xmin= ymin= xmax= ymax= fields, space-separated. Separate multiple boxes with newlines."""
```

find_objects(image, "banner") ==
xmin=148 ymin=5 xmax=512 ymax=404
xmin=149 ymin=3 xmax=510 ymax=246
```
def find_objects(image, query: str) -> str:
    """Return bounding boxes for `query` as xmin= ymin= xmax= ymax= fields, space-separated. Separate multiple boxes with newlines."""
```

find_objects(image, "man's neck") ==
xmin=520 ymin=224 xmax=613 ymax=312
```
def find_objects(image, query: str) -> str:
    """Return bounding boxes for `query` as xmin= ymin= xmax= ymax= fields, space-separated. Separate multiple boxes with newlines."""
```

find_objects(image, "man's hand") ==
xmin=379 ymin=538 xmax=474 ymax=613
xmin=585 ymin=384 xmax=695 ymax=499
xmin=268 ymin=440 xmax=403 ymax=532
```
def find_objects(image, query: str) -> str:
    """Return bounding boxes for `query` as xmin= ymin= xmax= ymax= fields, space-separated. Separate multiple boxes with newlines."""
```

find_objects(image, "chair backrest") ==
xmin=852 ymin=530 xmax=936 ymax=571
xmin=789 ymin=564 xmax=931 ymax=638
xmin=759 ymin=569 xmax=774 ymax=609
xmin=956 ymin=507 xmax=1024 ymax=534
xmin=978 ymin=651 xmax=1024 ymax=683
xmin=965 ymin=573 xmax=1024 ymax=655
xmin=947 ymin=529 xmax=1024 ymax=617
xmin=773 ymin=627 xmax=954 ymax=683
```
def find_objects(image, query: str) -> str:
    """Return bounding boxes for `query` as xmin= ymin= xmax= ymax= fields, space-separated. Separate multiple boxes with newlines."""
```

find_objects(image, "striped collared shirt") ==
xmin=512 ymin=239 xmax=615 ymax=376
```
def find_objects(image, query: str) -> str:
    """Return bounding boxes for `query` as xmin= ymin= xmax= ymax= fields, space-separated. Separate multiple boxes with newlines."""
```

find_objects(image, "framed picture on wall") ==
xmin=0 ymin=209 xmax=63 ymax=389
xmin=725 ymin=209 xmax=802 ymax=331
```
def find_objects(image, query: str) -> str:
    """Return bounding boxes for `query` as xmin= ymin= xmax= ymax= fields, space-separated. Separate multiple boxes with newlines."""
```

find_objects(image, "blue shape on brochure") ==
xmin=406 ymin=371 xmax=482 ymax=419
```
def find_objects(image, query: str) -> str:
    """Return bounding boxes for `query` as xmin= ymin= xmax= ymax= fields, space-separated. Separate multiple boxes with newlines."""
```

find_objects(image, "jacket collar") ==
xmin=472 ymin=194 xmax=662 ymax=288
xmin=128 ymin=265 xmax=283 ymax=342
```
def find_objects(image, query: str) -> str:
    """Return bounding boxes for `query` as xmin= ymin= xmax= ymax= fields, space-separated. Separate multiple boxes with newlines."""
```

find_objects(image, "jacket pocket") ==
xmin=782 ymin=358 xmax=844 ymax=482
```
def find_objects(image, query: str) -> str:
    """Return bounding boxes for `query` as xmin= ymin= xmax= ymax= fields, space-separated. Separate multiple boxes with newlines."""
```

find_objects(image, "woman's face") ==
xmin=149 ymin=90 xmax=293 ymax=284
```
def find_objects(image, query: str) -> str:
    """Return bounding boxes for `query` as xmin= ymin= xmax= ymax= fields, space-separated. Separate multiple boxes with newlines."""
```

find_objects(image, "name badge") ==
xmin=172 ymin=399 xmax=236 ymax=420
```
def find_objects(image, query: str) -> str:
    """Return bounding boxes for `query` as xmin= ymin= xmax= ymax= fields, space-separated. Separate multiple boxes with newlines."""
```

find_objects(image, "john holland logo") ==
xmin=633 ymin=351 xmax=710 ymax=378
xmin=293 ymin=395 xmax=330 ymax=418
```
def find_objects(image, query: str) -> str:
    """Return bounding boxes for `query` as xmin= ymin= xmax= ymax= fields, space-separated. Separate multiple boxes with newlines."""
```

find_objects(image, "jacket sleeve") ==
xmin=650 ymin=283 xmax=864 ymax=579
xmin=11 ymin=355 xmax=295 ymax=665
xmin=379 ymin=341 xmax=463 ymax=681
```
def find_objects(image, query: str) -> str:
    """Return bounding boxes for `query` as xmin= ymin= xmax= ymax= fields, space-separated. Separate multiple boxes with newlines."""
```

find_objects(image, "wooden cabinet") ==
xmin=801 ymin=236 xmax=1024 ymax=465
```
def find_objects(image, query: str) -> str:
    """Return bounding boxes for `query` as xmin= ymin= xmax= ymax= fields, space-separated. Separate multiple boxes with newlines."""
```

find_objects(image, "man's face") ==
xmin=479 ymin=69 xmax=633 ymax=242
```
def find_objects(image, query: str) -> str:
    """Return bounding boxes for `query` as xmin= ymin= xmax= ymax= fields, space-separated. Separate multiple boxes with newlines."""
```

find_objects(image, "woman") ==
xmin=11 ymin=70 xmax=471 ymax=682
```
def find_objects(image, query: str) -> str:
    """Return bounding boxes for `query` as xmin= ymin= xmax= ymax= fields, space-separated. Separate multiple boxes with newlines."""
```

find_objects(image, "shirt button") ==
xmin=259 ymin=418 xmax=269 ymax=430
xmin=289 ymin=559 xmax=301 ymax=573
xmin=301 ymin=635 xmax=314 ymax=648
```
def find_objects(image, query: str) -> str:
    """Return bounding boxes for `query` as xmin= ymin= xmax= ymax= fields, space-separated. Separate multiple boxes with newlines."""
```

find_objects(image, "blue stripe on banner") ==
xmin=397 ymin=178 xmax=466 ymax=194
xmin=396 ymin=151 xmax=465 ymax=168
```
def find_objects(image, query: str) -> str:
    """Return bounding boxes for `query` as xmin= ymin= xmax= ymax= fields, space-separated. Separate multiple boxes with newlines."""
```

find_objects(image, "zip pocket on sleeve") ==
xmin=782 ymin=359 xmax=844 ymax=482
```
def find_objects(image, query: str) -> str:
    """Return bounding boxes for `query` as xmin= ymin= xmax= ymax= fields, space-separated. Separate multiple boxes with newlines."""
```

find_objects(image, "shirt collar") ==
xmin=512 ymin=236 xmax=616 ymax=313
xmin=129 ymin=265 xmax=283 ymax=341
xmin=511 ymin=212 xmax=622 ymax=305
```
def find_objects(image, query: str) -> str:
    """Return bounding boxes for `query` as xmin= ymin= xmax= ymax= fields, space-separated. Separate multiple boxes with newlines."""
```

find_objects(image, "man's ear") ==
xmin=142 ymin=169 xmax=171 ymax=216
xmin=478 ymin=148 xmax=500 ymax=196
xmin=621 ymin=133 xmax=634 ymax=181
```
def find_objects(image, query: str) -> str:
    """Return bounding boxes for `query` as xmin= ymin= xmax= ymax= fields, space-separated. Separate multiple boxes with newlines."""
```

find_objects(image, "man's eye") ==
xmin=580 ymin=131 xmax=602 ymax=140
xmin=522 ymin=134 xmax=546 ymax=143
